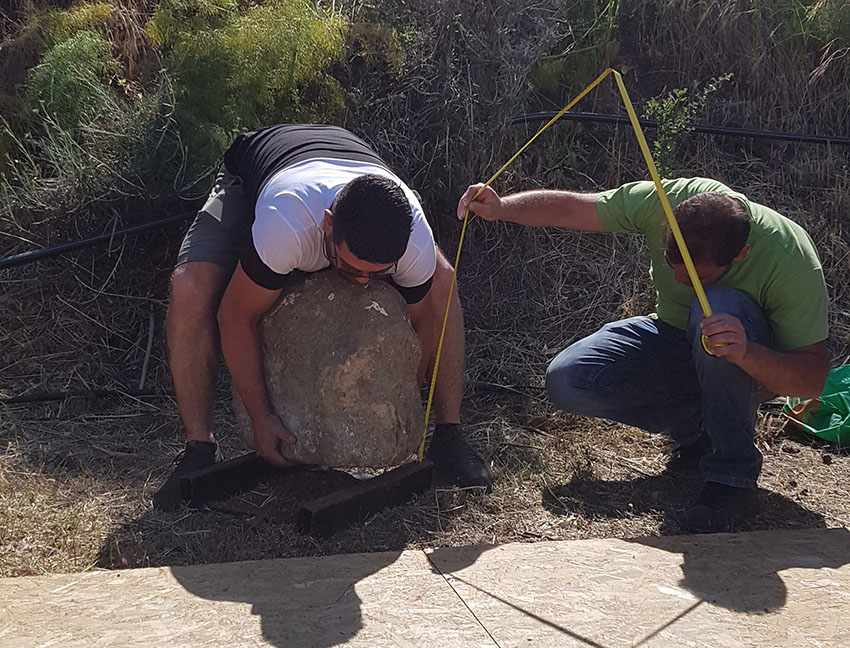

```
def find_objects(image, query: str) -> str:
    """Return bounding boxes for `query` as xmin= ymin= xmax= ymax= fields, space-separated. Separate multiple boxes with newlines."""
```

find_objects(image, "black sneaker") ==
xmin=153 ymin=441 xmax=220 ymax=511
xmin=173 ymin=440 xmax=220 ymax=477
xmin=665 ymin=435 xmax=710 ymax=476
xmin=426 ymin=424 xmax=493 ymax=492
xmin=680 ymin=481 xmax=756 ymax=533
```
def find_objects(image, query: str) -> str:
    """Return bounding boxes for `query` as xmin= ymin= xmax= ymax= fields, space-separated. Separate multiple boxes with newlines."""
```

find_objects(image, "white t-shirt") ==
xmin=250 ymin=158 xmax=436 ymax=289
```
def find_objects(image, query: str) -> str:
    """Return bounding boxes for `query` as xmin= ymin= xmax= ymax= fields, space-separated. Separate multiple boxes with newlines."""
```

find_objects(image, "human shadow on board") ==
xmin=166 ymin=533 xmax=490 ymax=647
xmin=631 ymin=526 xmax=850 ymax=615
xmin=542 ymin=471 xmax=850 ymax=614
xmin=98 ymin=465 xmax=490 ymax=648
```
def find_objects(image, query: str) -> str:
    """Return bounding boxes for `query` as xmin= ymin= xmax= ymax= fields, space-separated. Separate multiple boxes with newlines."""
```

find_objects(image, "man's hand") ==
xmin=457 ymin=184 xmax=504 ymax=221
xmin=250 ymin=412 xmax=296 ymax=466
xmin=701 ymin=314 xmax=748 ymax=364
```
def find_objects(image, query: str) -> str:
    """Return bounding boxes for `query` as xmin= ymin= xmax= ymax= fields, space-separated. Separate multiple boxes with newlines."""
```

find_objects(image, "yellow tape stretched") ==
xmin=418 ymin=68 xmax=712 ymax=461
xmin=610 ymin=71 xmax=713 ymax=317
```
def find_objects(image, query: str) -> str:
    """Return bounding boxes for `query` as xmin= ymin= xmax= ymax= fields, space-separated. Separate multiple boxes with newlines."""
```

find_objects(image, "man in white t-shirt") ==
xmin=164 ymin=124 xmax=492 ymax=492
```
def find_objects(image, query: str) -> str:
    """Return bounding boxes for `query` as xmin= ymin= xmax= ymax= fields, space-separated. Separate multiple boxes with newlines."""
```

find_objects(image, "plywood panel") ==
xmin=427 ymin=528 xmax=850 ymax=648
xmin=1 ymin=549 xmax=493 ymax=648
xmin=5 ymin=528 xmax=849 ymax=648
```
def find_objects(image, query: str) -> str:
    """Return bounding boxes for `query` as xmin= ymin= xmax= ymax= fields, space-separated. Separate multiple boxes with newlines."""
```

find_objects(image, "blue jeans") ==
xmin=545 ymin=287 xmax=772 ymax=488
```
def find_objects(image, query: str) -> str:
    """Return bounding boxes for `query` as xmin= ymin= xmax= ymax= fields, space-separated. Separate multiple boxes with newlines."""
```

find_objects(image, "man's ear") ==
xmin=322 ymin=209 xmax=333 ymax=234
xmin=734 ymin=244 xmax=751 ymax=262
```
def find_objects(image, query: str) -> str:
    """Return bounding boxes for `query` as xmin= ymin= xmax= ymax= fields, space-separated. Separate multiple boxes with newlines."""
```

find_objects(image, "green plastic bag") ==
xmin=784 ymin=364 xmax=850 ymax=446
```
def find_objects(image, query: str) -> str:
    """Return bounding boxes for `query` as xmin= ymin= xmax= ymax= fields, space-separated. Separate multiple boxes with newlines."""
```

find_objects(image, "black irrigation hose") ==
xmin=0 ymin=389 xmax=175 ymax=405
xmin=0 ymin=212 xmax=195 ymax=271
xmin=510 ymin=110 xmax=850 ymax=147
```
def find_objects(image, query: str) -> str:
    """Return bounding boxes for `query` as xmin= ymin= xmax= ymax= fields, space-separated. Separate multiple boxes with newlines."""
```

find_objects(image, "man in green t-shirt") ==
xmin=457 ymin=177 xmax=830 ymax=532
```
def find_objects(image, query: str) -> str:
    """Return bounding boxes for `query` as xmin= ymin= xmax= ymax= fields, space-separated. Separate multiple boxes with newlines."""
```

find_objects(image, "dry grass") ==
xmin=0 ymin=444 xmax=124 ymax=576
xmin=2 ymin=0 xmax=850 ymax=578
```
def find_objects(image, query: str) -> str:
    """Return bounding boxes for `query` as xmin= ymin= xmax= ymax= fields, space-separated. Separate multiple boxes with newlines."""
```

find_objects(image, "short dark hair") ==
xmin=666 ymin=193 xmax=750 ymax=266
xmin=331 ymin=174 xmax=413 ymax=263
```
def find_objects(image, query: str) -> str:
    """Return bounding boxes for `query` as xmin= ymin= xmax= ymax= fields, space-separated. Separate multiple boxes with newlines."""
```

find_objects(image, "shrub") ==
xmin=345 ymin=22 xmax=404 ymax=80
xmin=25 ymin=30 xmax=119 ymax=133
xmin=530 ymin=1 xmax=621 ymax=104
xmin=145 ymin=0 xmax=238 ymax=47
xmin=2 ymin=71 xmax=186 ymax=229
xmin=151 ymin=0 xmax=346 ymax=176
xmin=37 ymin=2 xmax=114 ymax=45
xmin=642 ymin=74 xmax=733 ymax=177
xmin=788 ymin=0 xmax=850 ymax=46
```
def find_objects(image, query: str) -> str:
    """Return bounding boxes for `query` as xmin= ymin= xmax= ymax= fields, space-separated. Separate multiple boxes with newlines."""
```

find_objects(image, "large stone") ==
xmin=233 ymin=270 xmax=424 ymax=467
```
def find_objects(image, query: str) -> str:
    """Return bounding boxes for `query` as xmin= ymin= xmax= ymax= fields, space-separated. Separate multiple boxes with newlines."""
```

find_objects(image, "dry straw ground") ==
xmin=2 ymin=0 xmax=850 ymax=577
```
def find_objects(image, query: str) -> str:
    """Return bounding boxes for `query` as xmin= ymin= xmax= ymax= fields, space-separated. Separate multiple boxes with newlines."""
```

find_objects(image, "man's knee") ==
xmin=545 ymin=346 xmax=598 ymax=413
xmin=168 ymin=263 xmax=229 ymax=324
xmin=688 ymin=286 xmax=770 ymax=342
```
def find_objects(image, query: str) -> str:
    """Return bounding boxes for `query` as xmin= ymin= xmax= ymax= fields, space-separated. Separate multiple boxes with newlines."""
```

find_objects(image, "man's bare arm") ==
xmin=457 ymin=184 xmax=604 ymax=231
xmin=218 ymin=264 xmax=293 ymax=464
xmin=701 ymin=312 xmax=829 ymax=398
xmin=735 ymin=341 xmax=829 ymax=398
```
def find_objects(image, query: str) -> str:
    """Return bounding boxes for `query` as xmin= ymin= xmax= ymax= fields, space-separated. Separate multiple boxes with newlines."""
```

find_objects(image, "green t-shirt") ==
xmin=595 ymin=177 xmax=828 ymax=350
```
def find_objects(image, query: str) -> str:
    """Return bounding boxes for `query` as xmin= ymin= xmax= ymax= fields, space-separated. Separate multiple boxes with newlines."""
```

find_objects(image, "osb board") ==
xmin=427 ymin=528 xmax=850 ymax=648
xmin=0 ymin=549 xmax=492 ymax=648
xmin=3 ymin=529 xmax=850 ymax=648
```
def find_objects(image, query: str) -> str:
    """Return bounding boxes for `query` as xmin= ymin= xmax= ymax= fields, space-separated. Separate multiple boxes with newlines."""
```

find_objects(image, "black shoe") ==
xmin=426 ymin=424 xmax=493 ymax=492
xmin=153 ymin=441 xmax=220 ymax=511
xmin=680 ymin=481 xmax=756 ymax=533
xmin=173 ymin=440 xmax=220 ymax=477
xmin=665 ymin=436 xmax=710 ymax=476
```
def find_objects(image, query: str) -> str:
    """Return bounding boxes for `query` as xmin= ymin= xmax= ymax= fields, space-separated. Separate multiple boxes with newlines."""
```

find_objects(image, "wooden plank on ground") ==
xmin=152 ymin=451 xmax=279 ymax=511
xmin=297 ymin=460 xmax=434 ymax=536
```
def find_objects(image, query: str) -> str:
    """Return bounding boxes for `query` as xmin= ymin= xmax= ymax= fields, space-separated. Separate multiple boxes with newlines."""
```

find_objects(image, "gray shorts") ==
xmin=175 ymin=168 xmax=251 ymax=270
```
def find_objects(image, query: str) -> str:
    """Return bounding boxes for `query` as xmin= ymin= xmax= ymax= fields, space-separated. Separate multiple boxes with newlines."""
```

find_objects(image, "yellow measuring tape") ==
xmin=418 ymin=67 xmax=713 ymax=461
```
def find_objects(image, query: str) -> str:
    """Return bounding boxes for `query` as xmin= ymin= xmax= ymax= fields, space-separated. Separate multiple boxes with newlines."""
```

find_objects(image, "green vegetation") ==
xmin=155 ymin=0 xmax=345 ymax=172
xmin=642 ymin=74 xmax=733 ymax=177
xmin=26 ymin=30 xmax=119 ymax=133
xmin=1 ymin=0 xmax=348 ymax=221
xmin=530 ymin=0 xmax=621 ymax=102
xmin=145 ymin=0 xmax=239 ymax=46
xmin=36 ymin=1 xmax=114 ymax=45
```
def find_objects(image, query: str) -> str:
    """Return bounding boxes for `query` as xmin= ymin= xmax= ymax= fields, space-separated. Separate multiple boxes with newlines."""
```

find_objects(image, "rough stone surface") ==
xmin=233 ymin=270 xmax=423 ymax=467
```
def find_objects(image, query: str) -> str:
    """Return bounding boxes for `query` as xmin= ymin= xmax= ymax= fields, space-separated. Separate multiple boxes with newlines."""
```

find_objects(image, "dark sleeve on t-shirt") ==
xmin=239 ymin=239 xmax=292 ymax=290
xmin=389 ymin=277 xmax=433 ymax=305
